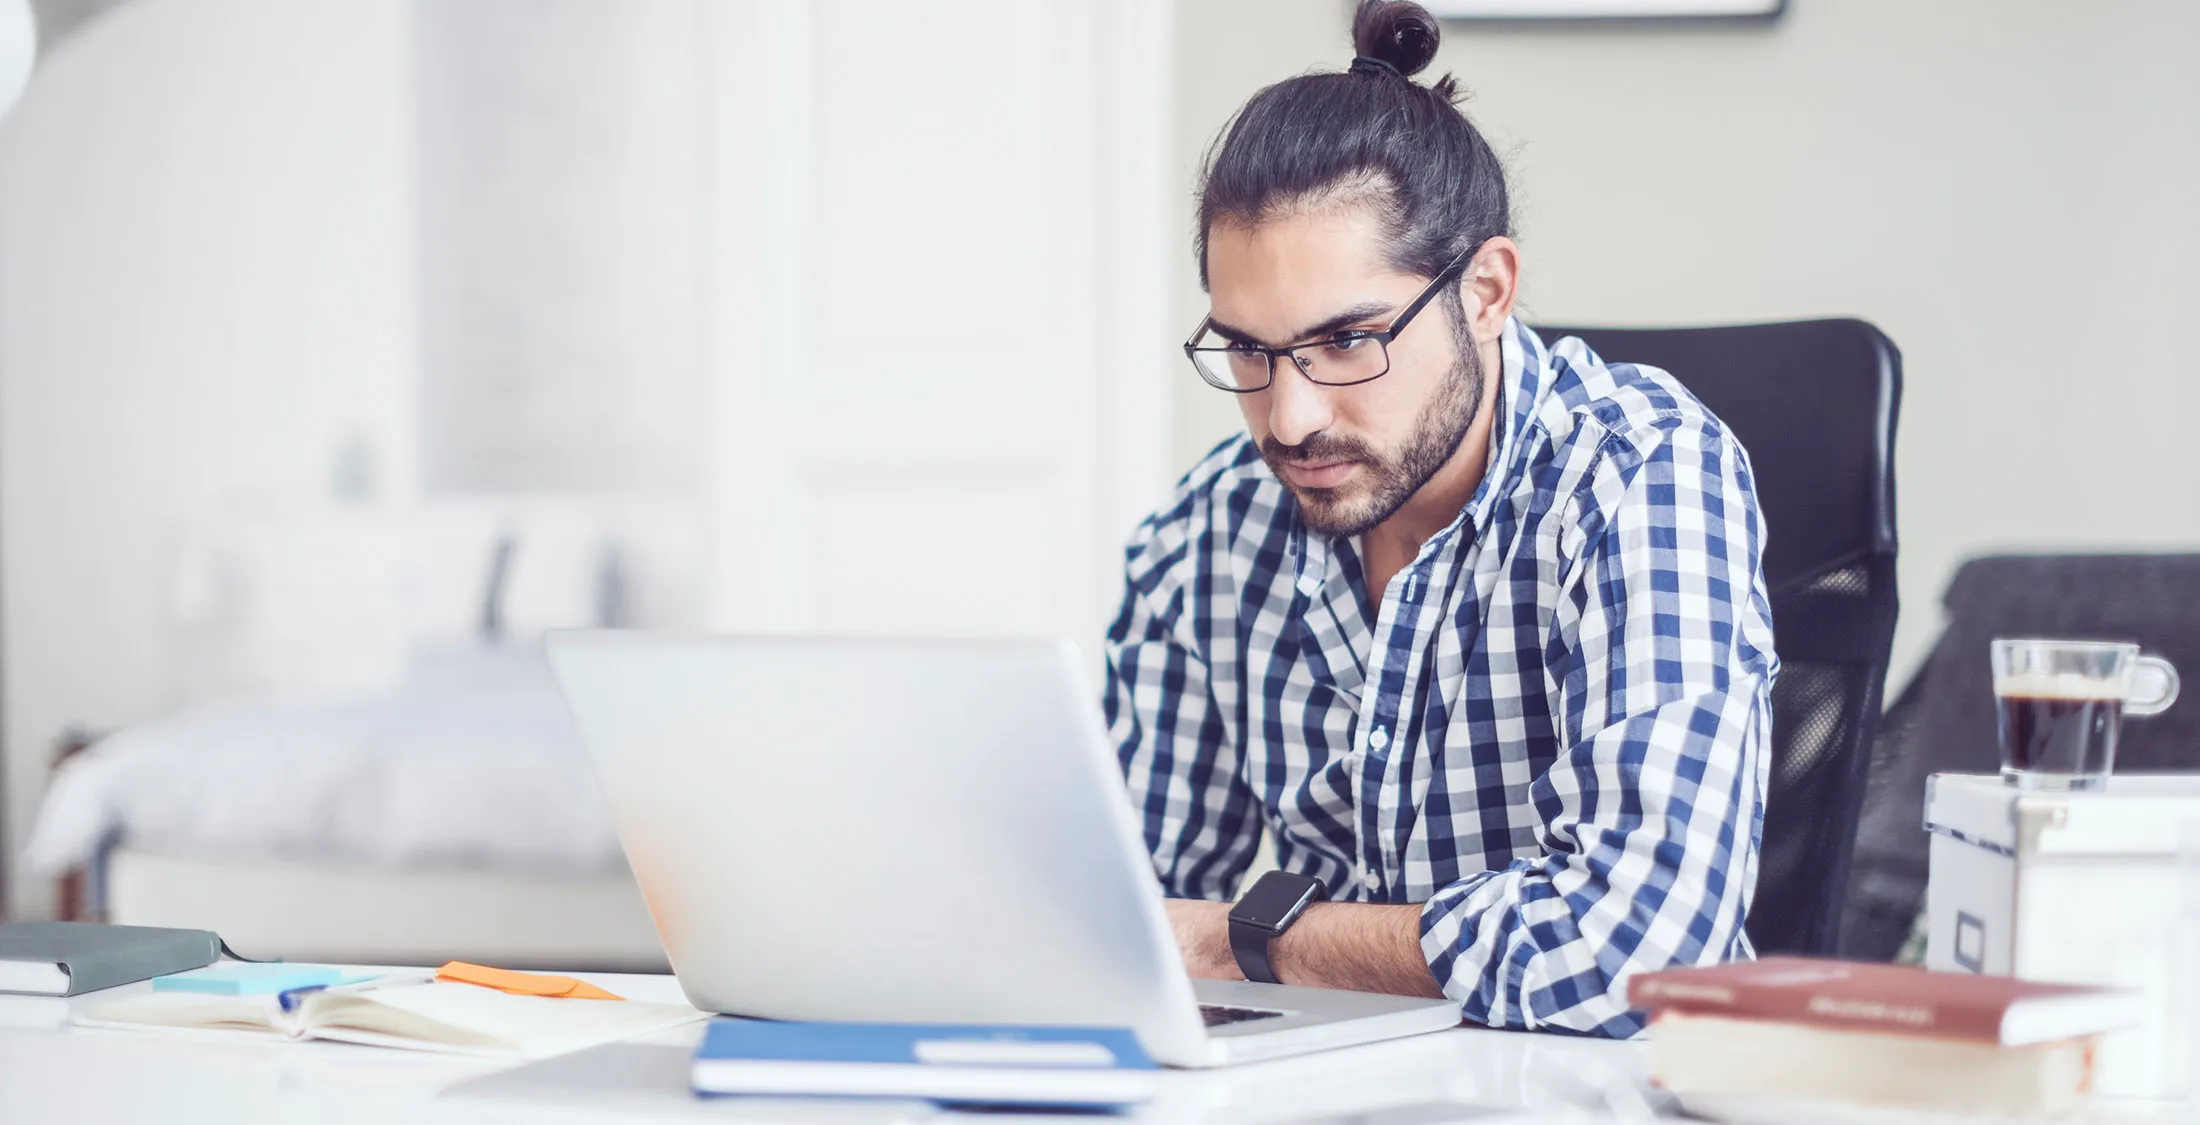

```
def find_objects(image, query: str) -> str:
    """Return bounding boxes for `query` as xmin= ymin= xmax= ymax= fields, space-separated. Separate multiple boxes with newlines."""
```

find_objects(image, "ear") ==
xmin=1459 ymin=236 xmax=1520 ymax=346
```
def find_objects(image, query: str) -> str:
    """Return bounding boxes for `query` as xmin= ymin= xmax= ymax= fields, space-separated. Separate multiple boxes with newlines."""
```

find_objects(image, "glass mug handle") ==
xmin=2130 ymin=655 xmax=2182 ymax=717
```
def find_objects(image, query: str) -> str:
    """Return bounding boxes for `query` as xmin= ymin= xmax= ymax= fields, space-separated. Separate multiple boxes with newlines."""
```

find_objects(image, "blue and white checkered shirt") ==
xmin=1103 ymin=319 xmax=1776 ymax=1038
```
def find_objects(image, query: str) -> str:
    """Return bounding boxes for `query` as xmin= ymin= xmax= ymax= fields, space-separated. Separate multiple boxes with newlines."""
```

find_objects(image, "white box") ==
xmin=1925 ymin=772 xmax=2200 ymax=1100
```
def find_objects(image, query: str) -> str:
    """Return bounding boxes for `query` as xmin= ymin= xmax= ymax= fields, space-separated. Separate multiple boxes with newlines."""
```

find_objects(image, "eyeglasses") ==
xmin=1183 ymin=247 xmax=1476 ymax=394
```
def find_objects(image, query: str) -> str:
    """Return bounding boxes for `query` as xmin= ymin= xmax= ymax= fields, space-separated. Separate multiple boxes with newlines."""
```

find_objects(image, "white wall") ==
xmin=0 ymin=0 xmax=416 ymax=918
xmin=416 ymin=1 xmax=707 ymax=496
xmin=690 ymin=0 xmax=1175 ymax=647
xmin=1172 ymin=0 xmax=2200 ymax=681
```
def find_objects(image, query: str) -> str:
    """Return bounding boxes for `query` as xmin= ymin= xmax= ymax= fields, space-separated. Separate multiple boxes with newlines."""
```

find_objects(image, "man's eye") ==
xmin=1320 ymin=333 xmax=1376 ymax=353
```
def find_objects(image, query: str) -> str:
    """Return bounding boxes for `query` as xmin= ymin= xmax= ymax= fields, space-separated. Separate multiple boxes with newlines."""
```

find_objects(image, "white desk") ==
xmin=0 ymin=966 xmax=1663 ymax=1125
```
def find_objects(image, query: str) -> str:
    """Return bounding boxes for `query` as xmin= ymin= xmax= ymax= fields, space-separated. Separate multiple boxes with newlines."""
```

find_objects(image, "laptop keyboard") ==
xmin=1200 ymin=1003 xmax=1286 ymax=1027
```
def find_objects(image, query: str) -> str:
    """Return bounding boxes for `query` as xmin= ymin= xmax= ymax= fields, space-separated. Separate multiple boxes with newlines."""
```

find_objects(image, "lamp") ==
xmin=0 ymin=1 xmax=133 ymax=120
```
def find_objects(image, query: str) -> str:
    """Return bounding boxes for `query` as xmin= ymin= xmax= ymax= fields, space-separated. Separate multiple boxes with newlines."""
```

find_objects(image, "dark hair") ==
xmin=1194 ymin=1 xmax=1511 ymax=291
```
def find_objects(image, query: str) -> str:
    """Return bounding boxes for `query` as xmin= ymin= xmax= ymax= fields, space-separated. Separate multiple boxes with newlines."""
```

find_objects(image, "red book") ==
xmin=1627 ymin=956 xmax=2141 ymax=1046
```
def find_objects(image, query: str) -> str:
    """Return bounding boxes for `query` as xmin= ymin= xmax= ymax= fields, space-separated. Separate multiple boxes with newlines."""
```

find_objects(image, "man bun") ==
xmin=1351 ymin=0 xmax=1442 ymax=79
xmin=1196 ymin=0 xmax=1508 ymax=292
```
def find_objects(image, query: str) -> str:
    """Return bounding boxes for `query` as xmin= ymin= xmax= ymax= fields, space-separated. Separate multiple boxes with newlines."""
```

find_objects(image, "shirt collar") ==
xmin=1457 ymin=316 xmax=1546 ymax=539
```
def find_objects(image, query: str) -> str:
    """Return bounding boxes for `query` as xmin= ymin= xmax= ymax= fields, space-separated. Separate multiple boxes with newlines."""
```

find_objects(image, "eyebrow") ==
xmin=1206 ymin=301 xmax=1397 ymax=348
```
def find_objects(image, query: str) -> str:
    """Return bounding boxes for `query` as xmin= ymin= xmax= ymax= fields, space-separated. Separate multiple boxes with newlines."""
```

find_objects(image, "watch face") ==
xmin=1233 ymin=873 xmax=1321 ymax=930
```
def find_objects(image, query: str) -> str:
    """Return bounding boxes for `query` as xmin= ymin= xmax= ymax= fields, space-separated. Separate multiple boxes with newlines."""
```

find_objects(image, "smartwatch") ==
xmin=1228 ymin=871 xmax=1327 ymax=984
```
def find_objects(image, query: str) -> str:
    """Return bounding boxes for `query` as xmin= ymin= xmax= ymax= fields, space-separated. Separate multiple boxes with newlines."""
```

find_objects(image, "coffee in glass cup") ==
xmin=1991 ymin=638 xmax=2180 ymax=791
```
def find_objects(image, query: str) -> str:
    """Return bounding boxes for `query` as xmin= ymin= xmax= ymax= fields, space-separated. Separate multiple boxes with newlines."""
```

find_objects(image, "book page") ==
xmin=307 ymin=983 xmax=705 ymax=1059
xmin=78 ymin=992 xmax=298 ymax=1040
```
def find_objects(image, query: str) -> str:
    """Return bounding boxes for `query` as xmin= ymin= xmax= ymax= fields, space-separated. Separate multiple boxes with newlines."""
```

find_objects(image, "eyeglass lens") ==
xmin=1191 ymin=335 xmax=1389 ymax=391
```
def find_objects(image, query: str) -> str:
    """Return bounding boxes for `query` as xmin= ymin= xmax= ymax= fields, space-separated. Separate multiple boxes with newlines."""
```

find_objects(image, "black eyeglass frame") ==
xmin=1183 ymin=246 xmax=1478 ymax=394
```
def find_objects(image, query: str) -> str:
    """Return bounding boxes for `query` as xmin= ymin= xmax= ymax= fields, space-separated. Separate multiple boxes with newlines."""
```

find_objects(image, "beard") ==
xmin=1259 ymin=326 xmax=1485 ymax=539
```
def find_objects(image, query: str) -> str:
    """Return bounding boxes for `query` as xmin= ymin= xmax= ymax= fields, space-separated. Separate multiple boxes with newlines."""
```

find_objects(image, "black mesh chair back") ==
xmin=1843 ymin=554 xmax=2200 ymax=959
xmin=1537 ymin=320 xmax=1902 ymax=955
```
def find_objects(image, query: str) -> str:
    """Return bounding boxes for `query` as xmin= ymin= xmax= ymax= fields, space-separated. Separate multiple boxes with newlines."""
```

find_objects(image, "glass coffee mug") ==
xmin=1992 ymin=638 xmax=2180 ymax=791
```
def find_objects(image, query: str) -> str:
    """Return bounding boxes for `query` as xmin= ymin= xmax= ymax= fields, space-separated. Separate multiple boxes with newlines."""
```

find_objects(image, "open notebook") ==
xmin=79 ymin=981 xmax=707 ymax=1059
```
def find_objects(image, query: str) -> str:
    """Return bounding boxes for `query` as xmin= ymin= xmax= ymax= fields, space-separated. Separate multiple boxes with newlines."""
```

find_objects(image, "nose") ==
xmin=1263 ymin=358 xmax=1336 ymax=448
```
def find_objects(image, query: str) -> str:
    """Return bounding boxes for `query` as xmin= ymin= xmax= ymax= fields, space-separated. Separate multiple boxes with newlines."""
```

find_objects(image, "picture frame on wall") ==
xmin=1424 ymin=0 xmax=1783 ymax=19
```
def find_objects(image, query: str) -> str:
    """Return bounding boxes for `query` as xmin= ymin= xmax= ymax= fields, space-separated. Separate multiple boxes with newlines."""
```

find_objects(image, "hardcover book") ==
xmin=1629 ymin=957 xmax=2145 ymax=1119
xmin=1648 ymin=1012 xmax=2101 ymax=1120
xmin=0 ymin=922 xmax=222 ymax=997
xmin=1626 ymin=955 xmax=2141 ymax=1046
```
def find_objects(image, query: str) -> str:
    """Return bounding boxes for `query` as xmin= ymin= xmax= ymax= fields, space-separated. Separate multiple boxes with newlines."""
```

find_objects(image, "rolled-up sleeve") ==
xmin=1417 ymin=413 xmax=1776 ymax=1037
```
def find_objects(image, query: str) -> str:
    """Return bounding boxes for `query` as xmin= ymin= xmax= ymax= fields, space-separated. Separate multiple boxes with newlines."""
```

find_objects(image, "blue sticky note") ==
xmin=154 ymin=964 xmax=345 ymax=996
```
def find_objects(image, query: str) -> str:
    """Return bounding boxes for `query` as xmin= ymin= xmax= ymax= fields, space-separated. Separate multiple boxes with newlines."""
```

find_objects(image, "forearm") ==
xmin=1171 ymin=899 xmax=1444 ymax=998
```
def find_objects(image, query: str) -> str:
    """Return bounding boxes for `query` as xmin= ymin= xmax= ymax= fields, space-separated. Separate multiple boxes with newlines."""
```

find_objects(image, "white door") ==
xmin=696 ymin=0 xmax=1173 ymax=646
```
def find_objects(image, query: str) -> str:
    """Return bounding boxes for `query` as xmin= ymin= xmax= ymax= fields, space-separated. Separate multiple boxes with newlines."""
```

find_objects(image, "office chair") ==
xmin=1843 ymin=553 xmax=2200 ymax=961
xmin=1535 ymin=319 xmax=1902 ymax=956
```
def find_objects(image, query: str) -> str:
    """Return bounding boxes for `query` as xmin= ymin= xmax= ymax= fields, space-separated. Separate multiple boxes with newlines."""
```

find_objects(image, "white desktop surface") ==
xmin=0 ymin=966 xmax=1662 ymax=1124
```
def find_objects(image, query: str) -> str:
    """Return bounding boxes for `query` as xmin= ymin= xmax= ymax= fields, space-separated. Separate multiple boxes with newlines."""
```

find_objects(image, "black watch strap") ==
xmin=1227 ymin=871 xmax=1327 ymax=985
xmin=1228 ymin=915 xmax=1281 ymax=984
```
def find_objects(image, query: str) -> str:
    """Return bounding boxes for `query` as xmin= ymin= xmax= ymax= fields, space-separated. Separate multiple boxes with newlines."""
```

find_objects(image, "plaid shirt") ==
xmin=1103 ymin=319 xmax=1775 ymax=1038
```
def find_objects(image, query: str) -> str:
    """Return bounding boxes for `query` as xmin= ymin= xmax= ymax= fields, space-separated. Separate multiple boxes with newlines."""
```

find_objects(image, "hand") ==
xmin=1162 ymin=898 xmax=1243 ymax=980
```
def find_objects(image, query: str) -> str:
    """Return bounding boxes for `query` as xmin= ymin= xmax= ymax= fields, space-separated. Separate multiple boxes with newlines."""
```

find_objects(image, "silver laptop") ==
xmin=546 ymin=632 xmax=1462 ymax=1067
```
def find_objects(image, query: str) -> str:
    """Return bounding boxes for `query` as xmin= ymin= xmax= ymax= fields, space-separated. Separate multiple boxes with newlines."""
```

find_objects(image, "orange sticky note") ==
xmin=435 ymin=961 xmax=624 ymax=1001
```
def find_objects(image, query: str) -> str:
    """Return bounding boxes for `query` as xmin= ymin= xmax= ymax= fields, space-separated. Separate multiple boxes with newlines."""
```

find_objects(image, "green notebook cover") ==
xmin=0 ymin=922 xmax=222 ymax=996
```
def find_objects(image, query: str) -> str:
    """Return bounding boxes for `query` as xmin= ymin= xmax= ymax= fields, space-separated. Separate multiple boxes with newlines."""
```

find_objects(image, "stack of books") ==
xmin=1628 ymin=957 xmax=2145 ymax=1120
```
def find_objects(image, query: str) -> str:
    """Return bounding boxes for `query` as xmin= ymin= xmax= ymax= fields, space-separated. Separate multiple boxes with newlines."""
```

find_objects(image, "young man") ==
xmin=1103 ymin=2 xmax=1775 ymax=1039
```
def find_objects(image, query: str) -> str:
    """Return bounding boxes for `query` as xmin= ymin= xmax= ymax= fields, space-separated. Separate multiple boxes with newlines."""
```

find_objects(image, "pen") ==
xmin=278 ymin=971 xmax=437 ymax=1013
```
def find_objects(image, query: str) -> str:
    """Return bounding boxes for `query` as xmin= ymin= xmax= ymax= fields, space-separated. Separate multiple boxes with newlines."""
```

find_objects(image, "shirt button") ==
xmin=1368 ymin=726 xmax=1390 ymax=751
xmin=1359 ymin=866 xmax=1379 ymax=890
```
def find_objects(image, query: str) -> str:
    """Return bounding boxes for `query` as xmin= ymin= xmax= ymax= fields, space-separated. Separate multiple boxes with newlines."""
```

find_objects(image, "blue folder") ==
xmin=691 ymin=1018 xmax=1158 ymax=1110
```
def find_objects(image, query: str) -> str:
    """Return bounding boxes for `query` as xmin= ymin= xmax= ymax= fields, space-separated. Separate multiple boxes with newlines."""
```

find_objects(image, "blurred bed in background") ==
xmin=20 ymin=502 xmax=695 ymax=969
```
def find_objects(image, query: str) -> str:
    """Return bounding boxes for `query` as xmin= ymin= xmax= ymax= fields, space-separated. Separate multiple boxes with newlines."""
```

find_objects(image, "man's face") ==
xmin=1204 ymin=204 xmax=1482 ymax=538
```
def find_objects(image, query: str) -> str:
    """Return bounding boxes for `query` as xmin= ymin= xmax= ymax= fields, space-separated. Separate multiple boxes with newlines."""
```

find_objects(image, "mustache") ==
xmin=1259 ymin=432 xmax=1379 ymax=469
